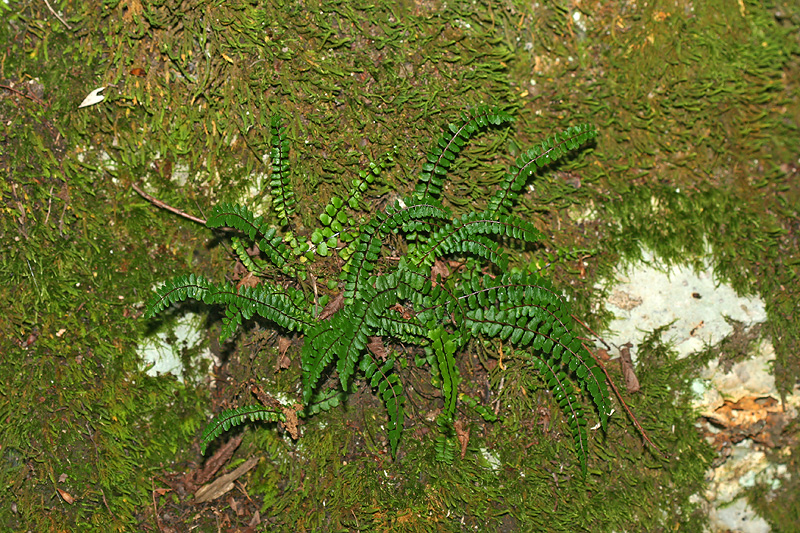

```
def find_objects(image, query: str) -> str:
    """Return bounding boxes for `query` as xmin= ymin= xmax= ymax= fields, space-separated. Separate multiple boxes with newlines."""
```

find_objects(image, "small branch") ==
xmin=572 ymin=314 xmax=669 ymax=460
xmin=131 ymin=183 xmax=207 ymax=225
xmin=0 ymin=85 xmax=48 ymax=107
xmin=43 ymin=0 xmax=73 ymax=30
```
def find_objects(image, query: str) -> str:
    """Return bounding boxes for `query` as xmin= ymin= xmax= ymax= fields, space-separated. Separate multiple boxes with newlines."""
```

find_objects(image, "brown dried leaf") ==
xmin=191 ymin=435 xmax=243 ymax=488
xmin=250 ymin=382 xmax=282 ymax=410
xmin=318 ymin=292 xmax=344 ymax=320
xmin=56 ymin=488 xmax=75 ymax=504
xmin=705 ymin=396 xmax=790 ymax=448
xmin=275 ymin=336 xmax=292 ymax=370
xmin=454 ymin=419 xmax=470 ymax=460
xmin=281 ymin=403 xmax=303 ymax=440
xmin=229 ymin=496 xmax=243 ymax=516
xmin=618 ymin=342 xmax=640 ymax=393
xmin=431 ymin=259 xmax=451 ymax=286
xmin=236 ymin=271 xmax=260 ymax=291
xmin=194 ymin=456 xmax=260 ymax=504
xmin=367 ymin=336 xmax=388 ymax=361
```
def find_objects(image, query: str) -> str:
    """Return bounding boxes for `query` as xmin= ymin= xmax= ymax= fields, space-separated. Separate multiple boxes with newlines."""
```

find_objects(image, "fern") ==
xmin=413 ymin=105 xmax=514 ymax=201
xmin=144 ymin=107 xmax=623 ymax=475
xmin=269 ymin=115 xmax=295 ymax=227
xmin=200 ymin=404 xmax=285 ymax=455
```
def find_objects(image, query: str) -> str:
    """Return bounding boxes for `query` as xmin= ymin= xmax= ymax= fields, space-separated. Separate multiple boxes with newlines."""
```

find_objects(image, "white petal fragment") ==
xmin=78 ymin=87 xmax=106 ymax=108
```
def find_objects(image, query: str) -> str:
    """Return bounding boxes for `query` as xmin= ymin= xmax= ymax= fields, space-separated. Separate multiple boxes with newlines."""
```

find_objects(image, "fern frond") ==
xmin=200 ymin=404 xmax=285 ymax=455
xmin=343 ymin=201 xmax=450 ymax=304
xmin=231 ymin=236 xmax=267 ymax=274
xmin=459 ymin=270 xmax=611 ymax=472
xmin=144 ymin=273 xmax=215 ymax=318
xmin=220 ymin=304 xmax=243 ymax=342
xmin=269 ymin=115 xmax=295 ymax=226
xmin=414 ymin=105 xmax=514 ymax=201
xmin=530 ymin=354 xmax=590 ymax=472
xmin=206 ymin=202 xmax=290 ymax=270
xmin=304 ymin=387 xmax=348 ymax=417
xmin=360 ymin=354 xmax=405 ymax=456
xmin=301 ymin=286 xmax=385 ymax=402
xmin=409 ymin=211 xmax=544 ymax=269
xmin=459 ymin=393 xmax=497 ymax=422
xmin=428 ymin=326 xmax=463 ymax=420
xmin=206 ymin=282 xmax=315 ymax=334
xmin=487 ymin=124 xmax=597 ymax=216
xmin=434 ymin=415 xmax=457 ymax=464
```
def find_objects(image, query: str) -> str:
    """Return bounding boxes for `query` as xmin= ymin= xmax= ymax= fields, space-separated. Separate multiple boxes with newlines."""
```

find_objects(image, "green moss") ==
xmin=2 ymin=0 xmax=799 ymax=529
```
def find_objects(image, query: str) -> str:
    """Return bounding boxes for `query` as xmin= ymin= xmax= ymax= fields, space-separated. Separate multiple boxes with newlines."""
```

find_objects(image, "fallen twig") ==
xmin=571 ymin=314 xmax=669 ymax=460
xmin=131 ymin=182 xmax=207 ymax=225
xmin=0 ymin=84 xmax=48 ymax=107
xmin=43 ymin=0 xmax=73 ymax=30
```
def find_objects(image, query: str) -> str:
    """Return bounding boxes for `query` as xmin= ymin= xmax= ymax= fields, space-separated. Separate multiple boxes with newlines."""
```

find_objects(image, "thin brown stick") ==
xmin=131 ymin=182 xmax=207 ymax=225
xmin=151 ymin=479 xmax=163 ymax=532
xmin=0 ymin=84 xmax=48 ymax=107
xmin=43 ymin=0 xmax=73 ymax=30
xmin=572 ymin=314 xmax=669 ymax=460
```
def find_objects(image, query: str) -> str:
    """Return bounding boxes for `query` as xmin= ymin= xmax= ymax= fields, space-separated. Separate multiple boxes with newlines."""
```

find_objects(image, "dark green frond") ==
xmin=342 ymin=201 xmax=450 ymax=304
xmin=530 ymin=354 xmax=590 ymax=473
xmin=304 ymin=388 xmax=348 ymax=417
xmin=360 ymin=355 xmax=405 ymax=457
xmin=487 ymin=123 xmax=598 ymax=216
xmin=434 ymin=415 xmax=457 ymax=464
xmin=459 ymin=270 xmax=612 ymax=471
xmin=144 ymin=273 xmax=215 ymax=318
xmin=200 ymin=404 xmax=285 ymax=455
xmin=409 ymin=211 xmax=545 ymax=269
xmin=206 ymin=282 xmax=315 ymax=334
xmin=231 ymin=236 xmax=267 ymax=274
xmin=414 ymin=105 xmax=514 ymax=201
xmin=269 ymin=115 xmax=295 ymax=226
xmin=206 ymin=202 xmax=290 ymax=270
xmin=459 ymin=393 xmax=497 ymax=422
xmin=428 ymin=326 xmax=463 ymax=420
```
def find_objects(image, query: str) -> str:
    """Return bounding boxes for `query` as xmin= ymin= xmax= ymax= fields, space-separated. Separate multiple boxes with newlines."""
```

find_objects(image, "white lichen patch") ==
xmin=479 ymin=447 xmax=501 ymax=472
xmin=599 ymin=248 xmax=799 ymax=532
xmin=137 ymin=311 xmax=216 ymax=378
xmin=599 ymin=249 xmax=767 ymax=364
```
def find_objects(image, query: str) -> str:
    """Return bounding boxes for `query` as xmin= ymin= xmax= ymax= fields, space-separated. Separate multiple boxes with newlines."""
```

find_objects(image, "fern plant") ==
xmin=144 ymin=106 xmax=611 ymax=473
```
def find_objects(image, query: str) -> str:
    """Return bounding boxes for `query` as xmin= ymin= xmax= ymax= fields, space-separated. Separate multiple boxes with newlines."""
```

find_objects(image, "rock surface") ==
xmin=600 ymin=250 xmax=798 ymax=532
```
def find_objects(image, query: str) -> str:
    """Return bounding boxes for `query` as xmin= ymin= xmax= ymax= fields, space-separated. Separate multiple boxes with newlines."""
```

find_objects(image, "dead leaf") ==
xmin=56 ymin=488 xmax=75 ymax=504
xmin=275 ymin=336 xmax=292 ymax=370
xmin=236 ymin=271 xmax=259 ymax=291
xmin=454 ymin=420 xmax=470 ymax=459
xmin=318 ymin=292 xmax=344 ymax=320
xmin=618 ymin=342 xmax=640 ymax=393
xmin=229 ymin=496 xmax=243 ymax=516
xmin=250 ymin=382 xmax=281 ymax=410
xmin=194 ymin=456 xmax=260 ymax=504
xmin=431 ymin=259 xmax=451 ymax=285
xmin=281 ymin=403 xmax=302 ymax=440
xmin=704 ymin=396 xmax=790 ymax=448
xmin=189 ymin=435 xmax=243 ymax=488
xmin=367 ymin=336 xmax=388 ymax=361
xmin=153 ymin=487 xmax=172 ymax=497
